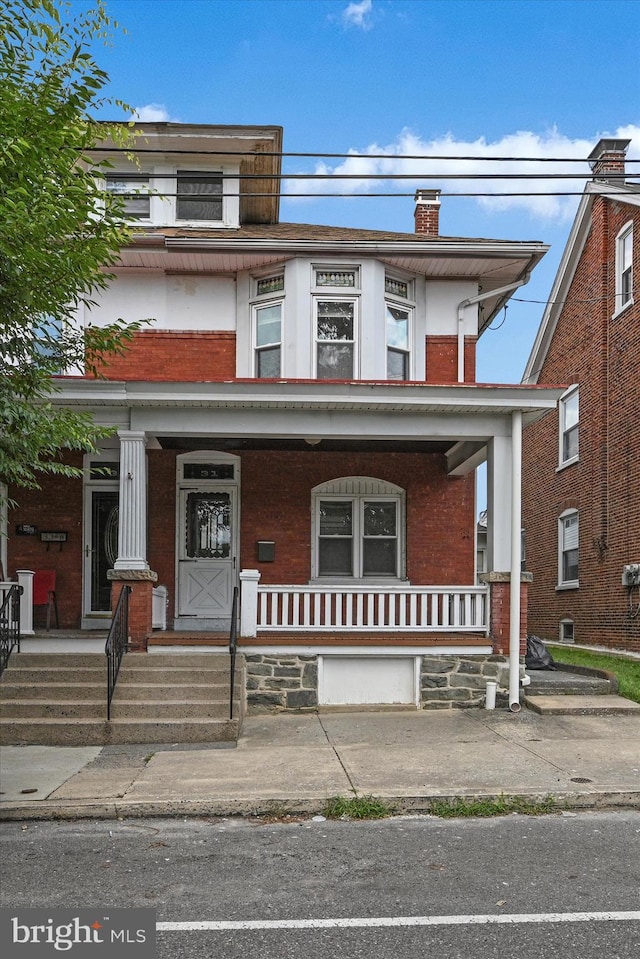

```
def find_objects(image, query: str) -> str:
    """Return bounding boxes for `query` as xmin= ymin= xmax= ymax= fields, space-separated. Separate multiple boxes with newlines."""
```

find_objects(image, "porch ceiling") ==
xmin=155 ymin=436 xmax=453 ymax=453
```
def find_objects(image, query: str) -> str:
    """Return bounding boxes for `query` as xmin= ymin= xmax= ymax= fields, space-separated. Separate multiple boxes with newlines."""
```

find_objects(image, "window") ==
xmin=176 ymin=171 xmax=223 ymax=221
xmin=559 ymin=387 xmax=579 ymax=465
xmin=558 ymin=510 xmax=579 ymax=587
xmin=615 ymin=223 xmax=633 ymax=311
xmin=312 ymin=478 xmax=405 ymax=580
xmin=318 ymin=498 xmax=399 ymax=577
xmin=385 ymin=274 xmax=413 ymax=380
xmin=560 ymin=619 xmax=575 ymax=643
xmin=315 ymin=299 xmax=356 ymax=378
xmin=252 ymin=273 xmax=284 ymax=377
xmin=105 ymin=175 xmax=150 ymax=219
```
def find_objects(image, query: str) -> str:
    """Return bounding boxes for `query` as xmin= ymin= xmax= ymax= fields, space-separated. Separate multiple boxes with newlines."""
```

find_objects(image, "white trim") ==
xmin=243 ymin=645 xmax=492 ymax=657
xmin=558 ymin=385 xmax=579 ymax=468
xmin=614 ymin=220 xmax=634 ymax=316
xmin=558 ymin=508 xmax=579 ymax=589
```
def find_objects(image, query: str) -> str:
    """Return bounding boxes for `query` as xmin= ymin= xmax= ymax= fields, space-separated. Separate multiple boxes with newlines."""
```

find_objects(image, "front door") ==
xmin=177 ymin=487 xmax=236 ymax=627
xmin=83 ymin=487 xmax=119 ymax=622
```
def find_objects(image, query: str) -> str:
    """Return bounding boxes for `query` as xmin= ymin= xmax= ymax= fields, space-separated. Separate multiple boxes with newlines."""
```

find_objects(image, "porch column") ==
xmin=110 ymin=430 xmax=155 ymax=651
xmin=114 ymin=430 xmax=149 ymax=572
xmin=239 ymin=569 xmax=261 ymax=638
xmin=16 ymin=570 xmax=34 ymax=636
xmin=508 ymin=411 xmax=523 ymax=711
xmin=486 ymin=434 xmax=512 ymax=571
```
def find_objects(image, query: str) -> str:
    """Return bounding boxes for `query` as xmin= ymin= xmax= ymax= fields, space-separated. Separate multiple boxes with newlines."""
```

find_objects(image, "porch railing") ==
xmin=105 ymin=585 xmax=131 ymax=720
xmin=0 ymin=583 xmax=22 ymax=677
xmin=229 ymin=585 xmax=239 ymax=720
xmin=256 ymin=584 xmax=489 ymax=633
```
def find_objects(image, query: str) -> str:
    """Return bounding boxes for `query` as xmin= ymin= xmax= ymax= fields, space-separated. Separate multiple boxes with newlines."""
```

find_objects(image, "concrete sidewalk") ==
xmin=1 ymin=707 xmax=640 ymax=821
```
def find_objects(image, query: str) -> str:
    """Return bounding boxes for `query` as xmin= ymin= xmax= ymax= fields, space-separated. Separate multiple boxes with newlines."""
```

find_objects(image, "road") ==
xmin=1 ymin=811 xmax=639 ymax=958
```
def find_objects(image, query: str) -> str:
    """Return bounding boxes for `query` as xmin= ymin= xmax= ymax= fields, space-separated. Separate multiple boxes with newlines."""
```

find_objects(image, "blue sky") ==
xmin=93 ymin=0 xmax=640 ymax=384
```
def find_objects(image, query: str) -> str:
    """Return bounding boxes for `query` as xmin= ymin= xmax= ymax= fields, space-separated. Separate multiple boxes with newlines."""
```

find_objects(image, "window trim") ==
xmin=311 ymin=478 xmax=406 ymax=582
xmin=557 ymin=385 xmax=579 ymax=469
xmin=559 ymin=619 xmax=575 ymax=644
xmin=557 ymin=509 xmax=579 ymax=590
xmin=313 ymin=295 xmax=359 ymax=380
xmin=250 ymin=273 xmax=285 ymax=379
xmin=614 ymin=221 xmax=633 ymax=317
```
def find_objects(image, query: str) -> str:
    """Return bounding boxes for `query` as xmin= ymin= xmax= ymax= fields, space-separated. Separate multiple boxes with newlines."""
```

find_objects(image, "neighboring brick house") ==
xmin=5 ymin=122 xmax=563 ymax=709
xmin=522 ymin=138 xmax=640 ymax=653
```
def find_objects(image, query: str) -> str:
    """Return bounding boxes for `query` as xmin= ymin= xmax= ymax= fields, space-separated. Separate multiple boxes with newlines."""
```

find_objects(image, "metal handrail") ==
xmin=105 ymin=585 xmax=131 ymax=720
xmin=229 ymin=585 xmax=239 ymax=721
xmin=0 ymin=584 xmax=22 ymax=677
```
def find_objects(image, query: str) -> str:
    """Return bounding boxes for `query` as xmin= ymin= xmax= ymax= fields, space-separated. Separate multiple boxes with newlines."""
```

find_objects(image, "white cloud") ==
xmin=342 ymin=0 xmax=374 ymax=30
xmin=130 ymin=103 xmax=176 ymax=122
xmin=284 ymin=124 xmax=640 ymax=221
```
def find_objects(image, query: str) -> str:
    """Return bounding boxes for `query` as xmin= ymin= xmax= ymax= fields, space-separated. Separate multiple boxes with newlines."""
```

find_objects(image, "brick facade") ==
xmin=96 ymin=330 xmax=237 ymax=381
xmin=522 ymin=195 xmax=640 ymax=652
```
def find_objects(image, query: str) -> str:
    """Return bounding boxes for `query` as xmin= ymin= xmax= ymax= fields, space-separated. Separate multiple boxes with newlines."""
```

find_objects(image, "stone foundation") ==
xmin=245 ymin=654 xmax=318 ymax=712
xmin=420 ymin=654 xmax=510 ymax=708
xmin=245 ymin=652 xmax=515 ymax=712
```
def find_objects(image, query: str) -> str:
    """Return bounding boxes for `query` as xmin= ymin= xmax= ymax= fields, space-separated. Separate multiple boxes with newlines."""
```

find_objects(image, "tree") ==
xmin=0 ymin=0 xmax=143 ymax=498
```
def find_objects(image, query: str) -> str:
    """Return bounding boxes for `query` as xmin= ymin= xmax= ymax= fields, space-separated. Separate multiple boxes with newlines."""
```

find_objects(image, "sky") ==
xmin=89 ymin=0 xmax=640 ymax=384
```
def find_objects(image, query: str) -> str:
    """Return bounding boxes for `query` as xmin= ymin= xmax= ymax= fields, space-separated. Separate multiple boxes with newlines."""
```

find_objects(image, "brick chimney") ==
xmin=414 ymin=189 xmax=441 ymax=235
xmin=588 ymin=138 xmax=631 ymax=181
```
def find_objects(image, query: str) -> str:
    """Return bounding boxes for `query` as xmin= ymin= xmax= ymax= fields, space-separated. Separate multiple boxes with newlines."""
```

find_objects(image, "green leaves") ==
xmin=0 ymin=1 xmax=140 ymax=497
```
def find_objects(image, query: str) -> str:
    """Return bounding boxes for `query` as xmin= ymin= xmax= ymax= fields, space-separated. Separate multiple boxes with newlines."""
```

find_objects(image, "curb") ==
xmin=2 ymin=790 xmax=640 ymax=822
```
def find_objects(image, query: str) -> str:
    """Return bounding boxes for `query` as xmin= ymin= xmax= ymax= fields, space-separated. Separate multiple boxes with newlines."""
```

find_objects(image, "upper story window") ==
xmin=105 ymin=174 xmax=151 ymax=220
xmin=176 ymin=171 xmax=223 ymax=221
xmin=313 ymin=267 xmax=360 ymax=380
xmin=558 ymin=509 xmax=579 ymax=588
xmin=615 ymin=222 xmax=633 ymax=313
xmin=559 ymin=386 xmax=579 ymax=466
xmin=385 ymin=274 xmax=414 ymax=380
xmin=252 ymin=273 xmax=284 ymax=378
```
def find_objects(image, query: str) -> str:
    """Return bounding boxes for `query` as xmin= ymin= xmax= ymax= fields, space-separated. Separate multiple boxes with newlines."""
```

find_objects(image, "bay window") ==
xmin=315 ymin=299 xmax=356 ymax=379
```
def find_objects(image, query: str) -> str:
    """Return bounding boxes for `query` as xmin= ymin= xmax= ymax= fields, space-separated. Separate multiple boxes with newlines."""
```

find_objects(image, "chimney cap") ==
xmin=414 ymin=188 xmax=441 ymax=205
xmin=588 ymin=137 xmax=631 ymax=170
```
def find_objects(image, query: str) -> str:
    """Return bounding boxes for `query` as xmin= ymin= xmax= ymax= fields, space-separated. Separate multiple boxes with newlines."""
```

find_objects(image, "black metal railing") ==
xmin=229 ymin=585 xmax=239 ymax=721
xmin=105 ymin=585 xmax=131 ymax=720
xmin=0 ymin=584 xmax=22 ymax=677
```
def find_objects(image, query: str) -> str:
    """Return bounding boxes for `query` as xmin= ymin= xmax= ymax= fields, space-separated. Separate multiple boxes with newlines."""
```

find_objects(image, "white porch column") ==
xmin=486 ymin=434 xmax=512 ymax=571
xmin=509 ymin=411 xmax=523 ymax=711
xmin=16 ymin=569 xmax=35 ymax=635
xmin=239 ymin=569 xmax=261 ymax=638
xmin=113 ymin=430 xmax=149 ymax=571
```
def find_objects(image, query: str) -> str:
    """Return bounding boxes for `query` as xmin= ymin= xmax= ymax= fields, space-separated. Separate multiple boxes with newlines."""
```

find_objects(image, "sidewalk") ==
xmin=1 ymin=707 xmax=640 ymax=821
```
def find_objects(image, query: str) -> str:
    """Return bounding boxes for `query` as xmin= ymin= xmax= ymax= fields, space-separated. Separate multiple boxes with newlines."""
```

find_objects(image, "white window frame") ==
xmin=559 ymin=619 xmax=575 ymax=643
xmin=311 ymin=479 xmax=406 ymax=582
xmin=313 ymin=295 xmax=359 ymax=380
xmin=385 ymin=273 xmax=415 ymax=381
xmin=614 ymin=221 xmax=633 ymax=315
xmin=251 ymin=273 xmax=284 ymax=378
xmin=558 ymin=509 xmax=579 ymax=589
xmin=558 ymin=386 xmax=579 ymax=468
xmin=105 ymin=173 xmax=151 ymax=221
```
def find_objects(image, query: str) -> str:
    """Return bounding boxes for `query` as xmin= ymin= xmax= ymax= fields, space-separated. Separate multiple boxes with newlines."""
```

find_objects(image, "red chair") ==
xmin=33 ymin=570 xmax=59 ymax=631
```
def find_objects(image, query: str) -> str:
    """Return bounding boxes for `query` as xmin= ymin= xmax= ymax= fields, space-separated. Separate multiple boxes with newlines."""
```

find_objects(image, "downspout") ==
xmin=456 ymin=274 xmax=532 ymax=382
xmin=509 ymin=410 xmax=523 ymax=712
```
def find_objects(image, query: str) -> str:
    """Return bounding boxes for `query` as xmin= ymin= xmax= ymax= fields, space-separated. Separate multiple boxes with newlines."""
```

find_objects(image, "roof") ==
xmin=523 ymin=179 xmax=640 ymax=384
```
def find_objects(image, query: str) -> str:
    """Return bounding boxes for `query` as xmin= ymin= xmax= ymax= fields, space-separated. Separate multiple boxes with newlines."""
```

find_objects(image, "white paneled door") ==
xmin=177 ymin=487 xmax=236 ymax=621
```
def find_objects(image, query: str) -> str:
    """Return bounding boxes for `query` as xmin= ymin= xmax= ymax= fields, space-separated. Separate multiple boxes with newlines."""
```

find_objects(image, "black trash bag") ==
xmin=525 ymin=635 xmax=557 ymax=670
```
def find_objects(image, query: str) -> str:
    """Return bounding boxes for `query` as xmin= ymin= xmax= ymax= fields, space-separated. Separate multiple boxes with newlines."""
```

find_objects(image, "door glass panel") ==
xmin=91 ymin=490 xmax=119 ymax=611
xmin=185 ymin=491 xmax=231 ymax=559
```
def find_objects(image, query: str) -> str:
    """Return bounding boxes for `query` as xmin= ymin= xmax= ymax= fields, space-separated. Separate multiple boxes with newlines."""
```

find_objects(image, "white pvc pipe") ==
xmin=485 ymin=681 xmax=497 ymax=710
xmin=509 ymin=411 xmax=523 ymax=712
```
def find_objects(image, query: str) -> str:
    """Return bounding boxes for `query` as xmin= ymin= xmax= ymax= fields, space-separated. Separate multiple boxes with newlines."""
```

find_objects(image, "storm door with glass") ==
xmin=177 ymin=487 xmax=236 ymax=623
xmin=83 ymin=484 xmax=119 ymax=621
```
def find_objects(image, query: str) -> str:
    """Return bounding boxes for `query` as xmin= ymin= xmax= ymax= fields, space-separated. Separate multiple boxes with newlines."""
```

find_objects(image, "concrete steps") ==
xmin=522 ymin=663 xmax=635 ymax=715
xmin=0 ymin=652 xmax=245 ymax=746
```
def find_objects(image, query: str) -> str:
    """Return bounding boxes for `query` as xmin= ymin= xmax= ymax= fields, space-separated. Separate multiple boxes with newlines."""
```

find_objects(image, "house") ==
xmin=522 ymin=138 xmax=640 ymax=653
xmin=4 ymin=122 xmax=564 ymax=711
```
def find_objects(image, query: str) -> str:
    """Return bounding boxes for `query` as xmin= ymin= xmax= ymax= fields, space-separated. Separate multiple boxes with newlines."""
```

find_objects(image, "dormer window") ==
xmin=176 ymin=171 xmax=223 ymax=221
xmin=105 ymin=174 xmax=150 ymax=219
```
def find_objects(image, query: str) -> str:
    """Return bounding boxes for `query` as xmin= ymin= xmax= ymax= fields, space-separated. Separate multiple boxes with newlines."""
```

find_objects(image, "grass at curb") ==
xmin=322 ymin=793 xmax=558 ymax=820
xmin=548 ymin=646 xmax=640 ymax=704
xmin=323 ymin=794 xmax=394 ymax=819
xmin=425 ymin=794 xmax=557 ymax=818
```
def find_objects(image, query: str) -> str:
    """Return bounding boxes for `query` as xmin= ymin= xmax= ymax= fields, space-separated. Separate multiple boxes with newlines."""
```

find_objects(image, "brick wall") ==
xmin=7 ymin=453 xmax=84 ymax=629
xmin=95 ymin=331 xmax=236 ymax=381
xmin=425 ymin=336 xmax=477 ymax=383
xmin=522 ymin=197 xmax=640 ymax=651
